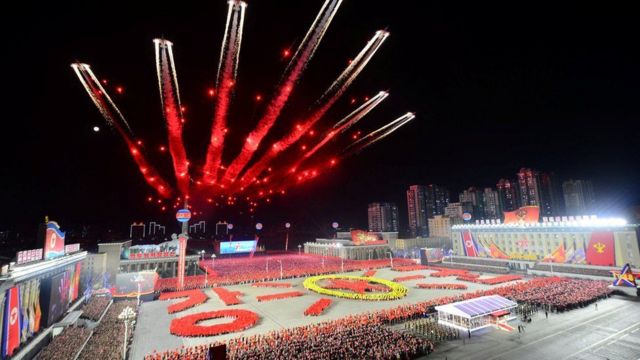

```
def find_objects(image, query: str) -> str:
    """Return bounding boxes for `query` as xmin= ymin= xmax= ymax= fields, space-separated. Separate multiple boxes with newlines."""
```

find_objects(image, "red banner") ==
xmin=489 ymin=243 xmax=509 ymax=259
xmin=462 ymin=230 xmax=478 ymax=257
xmin=586 ymin=232 xmax=615 ymax=266
xmin=503 ymin=206 xmax=540 ymax=224
xmin=3 ymin=287 xmax=21 ymax=357
xmin=350 ymin=230 xmax=382 ymax=245
xmin=44 ymin=221 xmax=65 ymax=260
xmin=543 ymin=243 xmax=566 ymax=263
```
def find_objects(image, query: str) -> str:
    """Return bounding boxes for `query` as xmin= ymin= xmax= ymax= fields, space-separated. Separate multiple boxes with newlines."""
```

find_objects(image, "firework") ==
xmin=154 ymin=39 xmax=190 ymax=194
xmin=233 ymin=30 xmax=389 ymax=189
xmin=71 ymin=63 xmax=173 ymax=198
xmin=202 ymin=0 xmax=247 ymax=185
xmin=219 ymin=0 xmax=343 ymax=186
xmin=72 ymin=0 xmax=413 ymax=211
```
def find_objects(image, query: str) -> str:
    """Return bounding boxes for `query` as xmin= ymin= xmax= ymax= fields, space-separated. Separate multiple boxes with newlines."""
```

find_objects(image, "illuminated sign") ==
xmin=220 ymin=240 xmax=258 ymax=254
xmin=176 ymin=209 xmax=192 ymax=223
xmin=16 ymin=248 xmax=43 ymax=265
xmin=65 ymin=243 xmax=80 ymax=254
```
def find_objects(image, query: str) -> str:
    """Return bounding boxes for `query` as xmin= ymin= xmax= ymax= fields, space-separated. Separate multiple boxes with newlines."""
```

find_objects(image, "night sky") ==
xmin=2 ymin=1 xmax=638 ymax=238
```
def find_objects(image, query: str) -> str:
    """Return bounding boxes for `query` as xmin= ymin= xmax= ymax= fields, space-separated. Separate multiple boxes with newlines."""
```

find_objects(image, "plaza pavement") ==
xmin=130 ymin=267 xmax=511 ymax=359
xmin=418 ymin=295 xmax=640 ymax=360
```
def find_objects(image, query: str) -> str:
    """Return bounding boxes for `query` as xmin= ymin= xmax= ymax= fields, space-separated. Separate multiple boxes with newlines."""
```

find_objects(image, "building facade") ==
xmin=407 ymin=185 xmax=429 ymax=237
xmin=368 ymin=202 xmax=399 ymax=232
xmin=516 ymin=168 xmax=541 ymax=207
xmin=425 ymin=184 xmax=450 ymax=218
xmin=428 ymin=215 xmax=452 ymax=238
xmin=538 ymin=172 xmax=564 ymax=217
xmin=451 ymin=218 xmax=639 ymax=267
xmin=483 ymin=188 xmax=502 ymax=219
xmin=563 ymin=179 xmax=596 ymax=215
xmin=496 ymin=179 xmax=518 ymax=212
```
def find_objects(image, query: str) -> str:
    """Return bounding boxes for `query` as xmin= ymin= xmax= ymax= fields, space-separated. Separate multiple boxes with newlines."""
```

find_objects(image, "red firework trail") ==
xmin=288 ymin=90 xmax=388 ymax=174
xmin=255 ymin=112 xmax=416 ymax=199
xmin=201 ymin=0 xmax=247 ymax=185
xmin=345 ymin=112 xmax=416 ymax=154
xmin=71 ymin=63 xmax=174 ymax=198
xmin=220 ymin=0 xmax=343 ymax=186
xmin=155 ymin=39 xmax=190 ymax=195
xmin=72 ymin=0 xmax=414 ymax=208
xmin=234 ymin=30 xmax=389 ymax=190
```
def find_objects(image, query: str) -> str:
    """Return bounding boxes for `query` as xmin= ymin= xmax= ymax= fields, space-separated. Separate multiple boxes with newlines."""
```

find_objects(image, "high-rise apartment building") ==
xmin=407 ymin=185 xmax=428 ymax=237
xmin=563 ymin=179 xmax=596 ymax=215
xmin=483 ymin=187 xmax=502 ymax=219
xmin=496 ymin=179 xmax=518 ymax=212
xmin=538 ymin=172 xmax=564 ymax=216
xmin=425 ymin=184 xmax=450 ymax=218
xmin=517 ymin=168 xmax=541 ymax=207
xmin=368 ymin=202 xmax=399 ymax=232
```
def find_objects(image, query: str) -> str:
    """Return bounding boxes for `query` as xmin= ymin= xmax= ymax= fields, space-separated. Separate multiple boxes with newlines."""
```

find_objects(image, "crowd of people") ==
xmin=79 ymin=296 xmax=111 ymax=321
xmin=145 ymin=275 xmax=613 ymax=359
xmin=507 ymin=277 xmax=612 ymax=311
xmin=147 ymin=317 xmax=434 ymax=360
xmin=38 ymin=326 xmax=92 ymax=360
xmin=159 ymin=289 xmax=207 ymax=313
xmin=155 ymin=255 xmax=416 ymax=292
xmin=404 ymin=316 xmax=459 ymax=343
xmin=78 ymin=300 xmax=138 ymax=360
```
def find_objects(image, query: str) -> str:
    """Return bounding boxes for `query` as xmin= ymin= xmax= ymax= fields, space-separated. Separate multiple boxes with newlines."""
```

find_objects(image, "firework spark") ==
xmin=72 ymin=0 xmax=413 ymax=211
xmin=154 ymin=39 xmax=190 ymax=194
xmin=202 ymin=0 xmax=247 ymax=185
xmin=219 ymin=0 xmax=343 ymax=186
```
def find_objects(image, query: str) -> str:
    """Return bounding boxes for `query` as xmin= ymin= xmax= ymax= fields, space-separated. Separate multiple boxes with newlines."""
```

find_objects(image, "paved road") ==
xmin=424 ymin=295 xmax=640 ymax=360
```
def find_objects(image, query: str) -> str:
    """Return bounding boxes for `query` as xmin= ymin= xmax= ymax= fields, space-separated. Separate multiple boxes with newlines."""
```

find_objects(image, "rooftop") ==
xmin=435 ymin=295 xmax=517 ymax=319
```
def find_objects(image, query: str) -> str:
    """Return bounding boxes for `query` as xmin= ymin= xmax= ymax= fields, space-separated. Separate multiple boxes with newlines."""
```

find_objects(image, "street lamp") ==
xmin=118 ymin=306 xmax=136 ymax=360
xmin=277 ymin=259 xmax=283 ymax=279
xmin=332 ymin=221 xmax=339 ymax=238
xmin=285 ymin=222 xmax=291 ymax=252
xmin=132 ymin=274 xmax=145 ymax=307
xmin=200 ymin=250 xmax=205 ymax=261
xmin=298 ymin=244 xmax=302 ymax=256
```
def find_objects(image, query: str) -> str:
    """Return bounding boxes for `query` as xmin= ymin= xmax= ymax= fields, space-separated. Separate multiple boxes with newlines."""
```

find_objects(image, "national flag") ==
xmin=462 ymin=230 xmax=478 ymax=257
xmin=586 ymin=232 xmax=615 ymax=266
xmin=3 ymin=287 xmax=21 ymax=357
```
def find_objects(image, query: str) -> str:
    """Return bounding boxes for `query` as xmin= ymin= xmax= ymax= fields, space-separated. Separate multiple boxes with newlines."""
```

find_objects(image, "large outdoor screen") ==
xmin=220 ymin=240 xmax=258 ymax=254
xmin=44 ymin=272 xmax=71 ymax=326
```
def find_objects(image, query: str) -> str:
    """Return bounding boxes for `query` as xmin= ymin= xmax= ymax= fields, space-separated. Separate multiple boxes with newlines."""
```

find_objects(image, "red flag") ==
xmin=489 ymin=243 xmax=509 ymax=259
xmin=586 ymin=231 xmax=615 ymax=266
xmin=3 ymin=287 xmax=21 ymax=356
xmin=462 ymin=230 xmax=478 ymax=257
